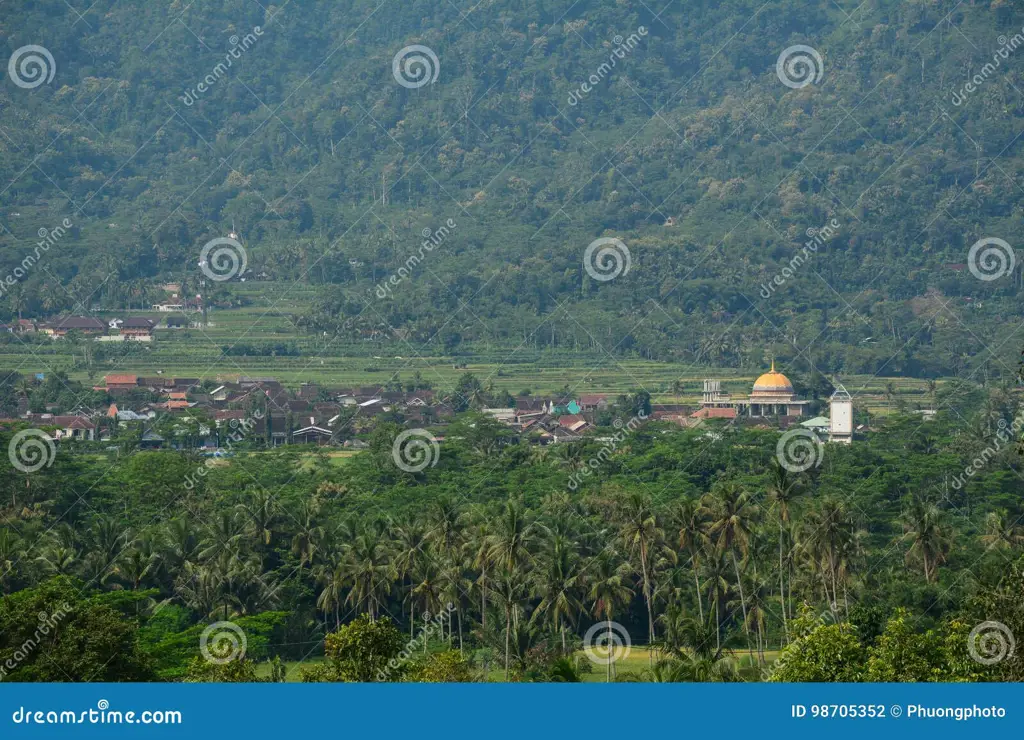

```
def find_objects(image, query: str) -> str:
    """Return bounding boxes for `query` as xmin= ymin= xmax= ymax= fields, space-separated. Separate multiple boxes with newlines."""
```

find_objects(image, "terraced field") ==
xmin=0 ymin=282 xmax=938 ymax=413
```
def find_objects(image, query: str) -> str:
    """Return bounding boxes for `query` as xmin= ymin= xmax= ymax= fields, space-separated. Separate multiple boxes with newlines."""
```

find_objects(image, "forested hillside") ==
xmin=1 ymin=0 xmax=1023 ymax=376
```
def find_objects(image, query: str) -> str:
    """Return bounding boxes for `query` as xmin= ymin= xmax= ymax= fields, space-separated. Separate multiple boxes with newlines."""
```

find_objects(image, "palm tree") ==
xmin=802 ymin=496 xmax=856 ymax=609
xmin=341 ymin=529 xmax=392 ymax=620
xmin=162 ymin=517 xmax=201 ymax=571
xmin=766 ymin=458 xmax=801 ymax=640
xmin=392 ymin=517 xmax=428 ymax=630
xmin=236 ymin=489 xmax=279 ymax=564
xmin=671 ymin=495 xmax=707 ymax=622
xmin=290 ymin=501 xmax=324 ymax=569
xmin=486 ymin=499 xmax=542 ymax=678
xmin=314 ymin=553 xmax=346 ymax=629
xmin=614 ymin=491 xmax=672 ymax=653
xmin=699 ymin=551 xmax=731 ymax=653
xmin=980 ymin=509 xmax=1024 ymax=552
xmin=900 ymin=497 xmax=951 ymax=583
xmin=531 ymin=534 xmax=585 ymax=655
xmin=703 ymin=482 xmax=756 ymax=655
xmin=587 ymin=550 xmax=633 ymax=682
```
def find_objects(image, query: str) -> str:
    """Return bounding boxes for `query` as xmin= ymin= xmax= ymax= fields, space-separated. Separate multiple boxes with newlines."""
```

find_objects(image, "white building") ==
xmin=829 ymin=384 xmax=853 ymax=444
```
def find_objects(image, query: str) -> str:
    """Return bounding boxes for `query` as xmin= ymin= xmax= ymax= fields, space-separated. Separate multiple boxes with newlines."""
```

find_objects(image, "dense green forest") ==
xmin=2 ymin=0 xmax=1023 ymax=376
xmin=3 ymin=390 xmax=1024 ymax=681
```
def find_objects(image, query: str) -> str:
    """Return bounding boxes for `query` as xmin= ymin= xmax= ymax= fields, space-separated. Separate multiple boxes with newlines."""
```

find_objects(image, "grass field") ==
xmin=0 ymin=281 xmax=942 ymax=414
xmin=254 ymin=647 xmax=781 ymax=683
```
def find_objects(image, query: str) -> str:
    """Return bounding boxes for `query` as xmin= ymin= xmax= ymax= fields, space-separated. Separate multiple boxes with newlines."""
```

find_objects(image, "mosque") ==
xmin=701 ymin=362 xmax=810 ymax=418
xmin=699 ymin=363 xmax=854 ymax=443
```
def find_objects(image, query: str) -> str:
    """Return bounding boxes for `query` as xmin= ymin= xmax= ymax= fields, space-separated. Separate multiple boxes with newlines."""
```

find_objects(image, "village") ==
xmin=3 ymin=363 xmax=856 ymax=450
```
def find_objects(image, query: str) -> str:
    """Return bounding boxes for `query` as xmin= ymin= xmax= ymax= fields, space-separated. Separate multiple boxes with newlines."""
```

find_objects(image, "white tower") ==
xmin=829 ymin=384 xmax=853 ymax=444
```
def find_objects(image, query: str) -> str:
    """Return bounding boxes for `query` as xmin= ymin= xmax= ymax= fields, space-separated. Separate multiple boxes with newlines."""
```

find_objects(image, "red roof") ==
xmin=690 ymin=407 xmax=737 ymax=419
xmin=105 ymin=374 xmax=138 ymax=386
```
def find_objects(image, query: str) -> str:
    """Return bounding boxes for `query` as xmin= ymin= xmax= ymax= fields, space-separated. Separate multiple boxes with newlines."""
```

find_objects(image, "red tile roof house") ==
xmin=105 ymin=374 xmax=139 ymax=391
xmin=557 ymin=414 xmax=590 ymax=433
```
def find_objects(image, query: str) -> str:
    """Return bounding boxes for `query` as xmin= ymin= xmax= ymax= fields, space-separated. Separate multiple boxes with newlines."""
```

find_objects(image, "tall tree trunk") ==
xmin=778 ymin=521 xmax=788 ymax=643
xmin=731 ymin=550 xmax=752 ymax=660
xmin=504 ymin=606 xmax=511 ymax=681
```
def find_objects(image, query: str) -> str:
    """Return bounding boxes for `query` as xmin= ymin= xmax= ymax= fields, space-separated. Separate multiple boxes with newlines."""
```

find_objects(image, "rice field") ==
xmin=0 ymin=281 xmax=940 ymax=413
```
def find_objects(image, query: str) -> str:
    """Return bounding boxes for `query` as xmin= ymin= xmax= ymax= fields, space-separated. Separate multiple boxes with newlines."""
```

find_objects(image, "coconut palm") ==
xmin=702 ymin=482 xmax=757 ymax=653
xmin=314 ymin=553 xmax=346 ymax=629
xmin=341 ymin=529 xmax=392 ymax=620
xmin=587 ymin=550 xmax=633 ymax=682
xmin=980 ymin=509 xmax=1024 ymax=551
xmin=670 ymin=495 xmax=707 ymax=622
xmin=900 ymin=497 xmax=951 ymax=583
xmin=614 ymin=491 xmax=673 ymax=652
xmin=531 ymin=534 xmax=585 ymax=655
xmin=766 ymin=458 xmax=801 ymax=639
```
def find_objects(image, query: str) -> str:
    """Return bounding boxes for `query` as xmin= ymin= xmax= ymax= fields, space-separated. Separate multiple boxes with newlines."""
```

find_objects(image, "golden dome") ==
xmin=752 ymin=361 xmax=794 ymax=394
